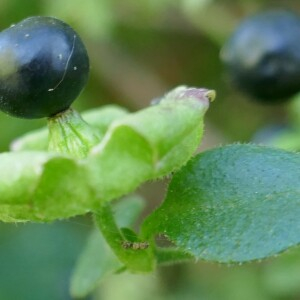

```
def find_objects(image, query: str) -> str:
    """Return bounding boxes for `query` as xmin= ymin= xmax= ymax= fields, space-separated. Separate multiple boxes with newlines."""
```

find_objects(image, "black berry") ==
xmin=0 ymin=16 xmax=89 ymax=118
xmin=221 ymin=10 xmax=300 ymax=103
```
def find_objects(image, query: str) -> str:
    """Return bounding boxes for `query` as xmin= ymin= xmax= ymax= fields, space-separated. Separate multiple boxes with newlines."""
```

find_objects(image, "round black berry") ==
xmin=0 ymin=16 xmax=89 ymax=118
xmin=221 ymin=10 xmax=300 ymax=103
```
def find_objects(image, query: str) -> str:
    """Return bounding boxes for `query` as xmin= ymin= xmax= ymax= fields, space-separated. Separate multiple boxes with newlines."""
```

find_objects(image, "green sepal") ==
xmin=11 ymin=105 xmax=128 ymax=152
xmin=47 ymin=108 xmax=101 ymax=159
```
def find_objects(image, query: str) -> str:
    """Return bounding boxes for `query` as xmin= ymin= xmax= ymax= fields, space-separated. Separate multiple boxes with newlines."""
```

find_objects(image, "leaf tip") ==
xmin=165 ymin=86 xmax=216 ymax=109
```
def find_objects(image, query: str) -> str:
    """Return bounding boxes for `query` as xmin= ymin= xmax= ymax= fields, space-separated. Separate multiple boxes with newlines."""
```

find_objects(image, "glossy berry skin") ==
xmin=0 ymin=16 xmax=89 ymax=118
xmin=221 ymin=10 xmax=300 ymax=103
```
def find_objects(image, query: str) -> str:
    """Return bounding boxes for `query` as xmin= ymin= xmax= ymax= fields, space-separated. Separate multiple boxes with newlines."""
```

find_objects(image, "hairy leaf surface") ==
xmin=143 ymin=144 xmax=300 ymax=262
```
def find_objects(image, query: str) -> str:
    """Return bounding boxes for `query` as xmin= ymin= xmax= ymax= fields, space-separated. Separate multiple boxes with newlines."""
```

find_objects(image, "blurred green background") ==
xmin=1 ymin=0 xmax=300 ymax=299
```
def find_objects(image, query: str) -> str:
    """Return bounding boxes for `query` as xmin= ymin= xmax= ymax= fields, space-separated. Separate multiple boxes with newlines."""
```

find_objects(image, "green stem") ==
xmin=94 ymin=203 xmax=155 ymax=273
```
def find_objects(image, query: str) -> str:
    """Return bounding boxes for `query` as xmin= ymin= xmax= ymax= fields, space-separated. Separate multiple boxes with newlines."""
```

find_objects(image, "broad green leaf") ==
xmin=31 ymin=157 xmax=94 ymax=218
xmin=142 ymin=144 xmax=300 ymax=263
xmin=86 ymin=87 xmax=210 ymax=201
xmin=0 ymin=152 xmax=52 ymax=205
xmin=0 ymin=87 xmax=210 ymax=222
xmin=70 ymin=195 xmax=147 ymax=298
xmin=0 ymin=152 xmax=93 ymax=221
xmin=11 ymin=105 xmax=128 ymax=152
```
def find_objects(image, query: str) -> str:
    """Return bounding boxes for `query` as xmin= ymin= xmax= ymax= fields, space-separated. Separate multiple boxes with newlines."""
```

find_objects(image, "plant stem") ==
xmin=94 ymin=203 xmax=155 ymax=273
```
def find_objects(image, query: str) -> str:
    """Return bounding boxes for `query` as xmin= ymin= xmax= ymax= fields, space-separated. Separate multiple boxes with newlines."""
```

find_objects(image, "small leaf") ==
xmin=142 ymin=144 xmax=300 ymax=263
xmin=70 ymin=195 xmax=145 ymax=298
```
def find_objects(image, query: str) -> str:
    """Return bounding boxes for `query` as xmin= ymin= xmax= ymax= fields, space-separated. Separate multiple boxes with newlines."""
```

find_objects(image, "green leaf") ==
xmin=70 ymin=195 xmax=146 ymax=298
xmin=142 ymin=144 xmax=300 ymax=263
xmin=0 ymin=152 xmax=94 ymax=221
xmin=31 ymin=156 xmax=94 ymax=219
xmin=86 ymin=87 xmax=211 ymax=201
xmin=1 ymin=87 xmax=210 ymax=222
xmin=11 ymin=105 xmax=128 ymax=152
